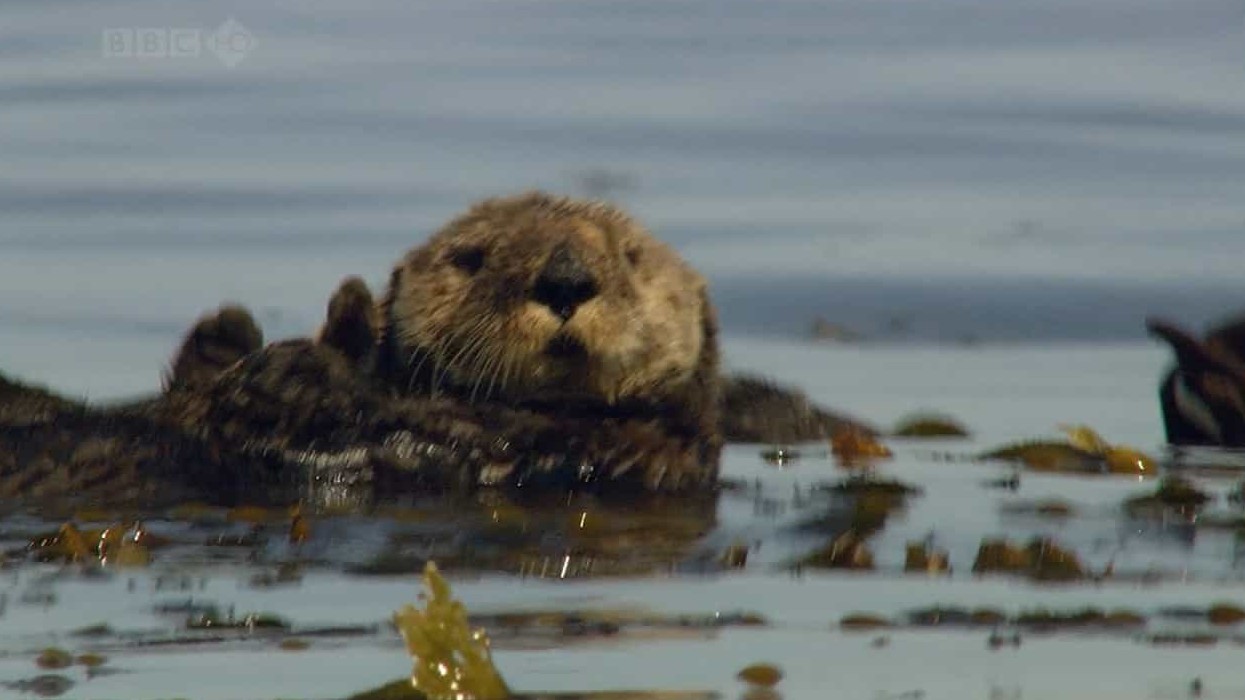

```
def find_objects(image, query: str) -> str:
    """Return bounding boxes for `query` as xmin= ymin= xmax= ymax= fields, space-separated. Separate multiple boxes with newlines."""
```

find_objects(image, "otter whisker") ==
xmin=431 ymin=349 xmax=445 ymax=398
xmin=464 ymin=337 xmax=494 ymax=404
xmin=444 ymin=318 xmax=492 ymax=397
xmin=422 ymin=336 xmax=453 ymax=398
xmin=483 ymin=344 xmax=505 ymax=400
xmin=407 ymin=340 xmax=446 ymax=396
xmin=443 ymin=321 xmax=483 ymax=376
xmin=497 ymin=349 xmax=516 ymax=400
xmin=434 ymin=322 xmax=481 ymax=398
xmin=485 ymin=345 xmax=510 ymax=403
xmin=468 ymin=351 xmax=491 ymax=404
xmin=460 ymin=339 xmax=491 ymax=403
xmin=478 ymin=343 xmax=508 ymax=404
xmin=445 ymin=320 xmax=491 ymax=398
xmin=456 ymin=320 xmax=503 ymax=403
xmin=405 ymin=350 xmax=426 ymax=394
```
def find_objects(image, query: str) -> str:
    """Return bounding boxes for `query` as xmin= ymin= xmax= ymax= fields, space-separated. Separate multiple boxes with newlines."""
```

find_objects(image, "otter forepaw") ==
xmin=317 ymin=276 xmax=380 ymax=371
xmin=165 ymin=304 xmax=263 ymax=391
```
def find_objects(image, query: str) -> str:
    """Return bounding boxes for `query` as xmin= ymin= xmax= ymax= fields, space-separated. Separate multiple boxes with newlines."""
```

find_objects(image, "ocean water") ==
xmin=3 ymin=2 xmax=1245 ymax=698
xmin=3 ymin=339 xmax=1240 ymax=700
xmin=3 ymin=0 xmax=1245 ymax=397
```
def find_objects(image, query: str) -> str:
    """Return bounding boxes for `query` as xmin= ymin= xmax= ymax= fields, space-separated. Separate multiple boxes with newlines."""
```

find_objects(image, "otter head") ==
xmin=380 ymin=192 xmax=717 ymax=418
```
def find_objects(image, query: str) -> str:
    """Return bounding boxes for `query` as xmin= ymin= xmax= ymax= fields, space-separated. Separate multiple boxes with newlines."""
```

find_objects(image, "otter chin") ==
xmin=377 ymin=192 xmax=718 ymax=421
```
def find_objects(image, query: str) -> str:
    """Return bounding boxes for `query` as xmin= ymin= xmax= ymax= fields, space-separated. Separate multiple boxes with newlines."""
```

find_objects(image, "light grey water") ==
xmin=3 ymin=0 xmax=1245 ymax=398
xmin=7 ymin=6 xmax=1245 ymax=699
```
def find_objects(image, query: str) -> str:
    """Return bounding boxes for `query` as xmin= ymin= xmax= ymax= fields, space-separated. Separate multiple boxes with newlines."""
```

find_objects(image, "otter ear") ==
xmin=317 ymin=276 xmax=379 ymax=372
xmin=165 ymin=304 xmax=263 ymax=391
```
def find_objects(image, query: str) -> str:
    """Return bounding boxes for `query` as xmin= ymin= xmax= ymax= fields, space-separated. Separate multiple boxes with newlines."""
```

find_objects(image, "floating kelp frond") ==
xmin=392 ymin=562 xmax=510 ymax=700
xmin=1100 ymin=445 xmax=1157 ymax=476
xmin=980 ymin=441 xmax=1100 ymax=472
xmin=830 ymin=426 xmax=892 ymax=466
xmin=981 ymin=425 xmax=1157 ymax=476
xmin=893 ymin=413 xmax=970 ymax=438
xmin=1058 ymin=424 xmax=1111 ymax=453
xmin=1060 ymin=424 xmax=1157 ymax=475
xmin=736 ymin=663 xmax=783 ymax=687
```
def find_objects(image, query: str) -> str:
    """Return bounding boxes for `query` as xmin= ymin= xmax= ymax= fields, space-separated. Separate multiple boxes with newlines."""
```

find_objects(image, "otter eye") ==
xmin=449 ymin=247 xmax=485 ymax=275
xmin=624 ymin=245 xmax=641 ymax=266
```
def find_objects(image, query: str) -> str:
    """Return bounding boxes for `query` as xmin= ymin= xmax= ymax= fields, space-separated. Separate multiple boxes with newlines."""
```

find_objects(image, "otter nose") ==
xmin=532 ymin=243 xmax=598 ymax=321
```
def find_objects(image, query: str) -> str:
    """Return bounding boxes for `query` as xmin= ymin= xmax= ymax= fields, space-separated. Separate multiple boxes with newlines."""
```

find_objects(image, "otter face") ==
xmin=383 ymin=192 xmax=708 ymax=406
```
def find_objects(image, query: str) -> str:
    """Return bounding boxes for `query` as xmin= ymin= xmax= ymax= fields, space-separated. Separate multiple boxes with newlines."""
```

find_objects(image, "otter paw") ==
xmin=317 ymin=276 xmax=379 ymax=371
xmin=165 ymin=304 xmax=263 ymax=391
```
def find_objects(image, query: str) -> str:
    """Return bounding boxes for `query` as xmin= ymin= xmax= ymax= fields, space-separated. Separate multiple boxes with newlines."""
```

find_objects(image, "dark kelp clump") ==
xmin=736 ymin=663 xmax=783 ymax=688
xmin=1124 ymin=476 xmax=1212 ymax=520
xmin=794 ymin=476 xmax=922 ymax=571
xmin=797 ymin=530 xmax=875 ymax=571
xmin=893 ymin=413 xmax=970 ymax=439
xmin=904 ymin=540 xmax=951 ymax=575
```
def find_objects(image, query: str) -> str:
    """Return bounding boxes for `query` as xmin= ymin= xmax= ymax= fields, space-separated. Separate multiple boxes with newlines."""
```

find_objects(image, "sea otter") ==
xmin=0 ymin=193 xmax=864 ymax=506
xmin=373 ymin=193 xmax=723 ymax=490
xmin=1148 ymin=315 xmax=1245 ymax=446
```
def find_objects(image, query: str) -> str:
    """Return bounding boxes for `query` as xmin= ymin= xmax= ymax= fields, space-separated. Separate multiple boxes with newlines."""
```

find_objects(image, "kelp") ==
xmin=392 ymin=562 xmax=510 ymax=700
xmin=893 ymin=413 xmax=970 ymax=438
xmin=981 ymin=425 xmax=1156 ymax=476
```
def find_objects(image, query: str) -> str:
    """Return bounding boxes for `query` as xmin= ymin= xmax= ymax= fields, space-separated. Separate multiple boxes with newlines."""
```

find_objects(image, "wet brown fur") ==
xmin=0 ymin=193 xmax=865 ymax=506
xmin=379 ymin=193 xmax=716 ymax=414
xmin=376 ymin=192 xmax=722 ymax=489
xmin=164 ymin=304 xmax=263 ymax=390
xmin=1148 ymin=315 xmax=1245 ymax=446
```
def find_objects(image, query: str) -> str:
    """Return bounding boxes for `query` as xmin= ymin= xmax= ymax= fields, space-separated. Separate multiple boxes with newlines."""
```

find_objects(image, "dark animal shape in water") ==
xmin=0 ymin=282 xmax=866 ymax=508
xmin=1147 ymin=315 xmax=1245 ymax=447
xmin=1 ymin=193 xmax=872 ymax=507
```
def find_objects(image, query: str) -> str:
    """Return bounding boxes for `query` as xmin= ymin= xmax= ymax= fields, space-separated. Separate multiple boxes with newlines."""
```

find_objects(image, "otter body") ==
xmin=0 ymin=193 xmax=862 ymax=506
xmin=1148 ymin=316 xmax=1245 ymax=447
xmin=376 ymin=193 xmax=723 ymax=491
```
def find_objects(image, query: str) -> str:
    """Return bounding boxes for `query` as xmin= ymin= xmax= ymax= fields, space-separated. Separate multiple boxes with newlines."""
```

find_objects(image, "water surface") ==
xmin=3 ymin=3 xmax=1244 ymax=698
xmin=4 ymin=0 xmax=1245 ymax=396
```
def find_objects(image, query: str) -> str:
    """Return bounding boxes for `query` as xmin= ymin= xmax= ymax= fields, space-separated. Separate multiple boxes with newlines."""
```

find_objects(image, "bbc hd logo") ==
xmin=102 ymin=18 xmax=256 ymax=68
